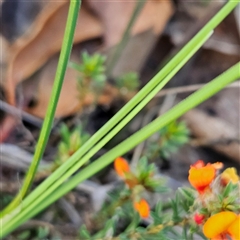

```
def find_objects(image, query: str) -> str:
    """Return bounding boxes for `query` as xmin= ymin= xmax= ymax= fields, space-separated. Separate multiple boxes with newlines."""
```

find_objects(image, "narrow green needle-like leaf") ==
xmin=1 ymin=0 xmax=239 ymax=238
xmin=3 ymin=62 xmax=239 ymax=237
xmin=1 ymin=31 xmax=211 ymax=236
xmin=7 ymin=1 xmax=237 ymax=220
xmin=0 ymin=0 xmax=82 ymax=217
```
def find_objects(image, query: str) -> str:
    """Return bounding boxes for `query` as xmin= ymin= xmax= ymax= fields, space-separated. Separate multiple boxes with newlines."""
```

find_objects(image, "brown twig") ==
xmin=0 ymin=99 xmax=43 ymax=127
xmin=58 ymin=198 xmax=83 ymax=227
xmin=190 ymin=138 xmax=240 ymax=147
xmin=0 ymin=143 xmax=49 ymax=170
xmin=155 ymin=80 xmax=240 ymax=98
xmin=204 ymin=38 xmax=240 ymax=56
xmin=16 ymin=219 xmax=61 ymax=238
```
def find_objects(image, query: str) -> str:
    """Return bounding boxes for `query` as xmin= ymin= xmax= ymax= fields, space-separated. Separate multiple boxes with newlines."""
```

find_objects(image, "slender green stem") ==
xmin=106 ymin=0 xmax=146 ymax=76
xmin=2 ymin=28 xmax=210 ymax=229
xmin=41 ymin=63 xmax=240 ymax=212
xmin=11 ymin=0 xmax=237 ymax=215
xmin=1 ymin=32 xmax=210 ymax=237
xmin=5 ymin=12 xmax=198 ymax=220
xmin=1 ymin=0 xmax=238 ymax=237
xmin=3 ymin=62 xmax=239 ymax=237
xmin=0 ymin=0 xmax=81 ymax=217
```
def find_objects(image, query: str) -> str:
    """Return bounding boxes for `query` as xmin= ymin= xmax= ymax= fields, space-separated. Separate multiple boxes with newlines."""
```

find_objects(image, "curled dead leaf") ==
xmin=6 ymin=2 xmax=103 ymax=105
xmin=87 ymin=0 xmax=174 ymax=47
xmin=183 ymin=109 xmax=240 ymax=162
xmin=5 ymin=0 xmax=173 ymax=118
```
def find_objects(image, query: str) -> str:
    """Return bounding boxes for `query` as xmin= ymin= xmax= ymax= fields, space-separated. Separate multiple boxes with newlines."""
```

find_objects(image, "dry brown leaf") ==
xmin=87 ymin=0 xmax=174 ymax=47
xmin=25 ymin=54 xmax=81 ymax=118
xmin=6 ymin=2 xmax=103 ymax=105
xmin=0 ymin=35 xmax=9 ymax=65
xmin=88 ymin=0 xmax=174 ymax=77
xmin=6 ymin=0 xmax=173 ymax=118
xmin=183 ymin=109 xmax=240 ymax=163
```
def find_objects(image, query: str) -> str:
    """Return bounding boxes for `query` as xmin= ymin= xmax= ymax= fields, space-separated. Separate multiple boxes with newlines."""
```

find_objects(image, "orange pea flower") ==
xmin=114 ymin=157 xmax=130 ymax=178
xmin=114 ymin=157 xmax=139 ymax=188
xmin=134 ymin=199 xmax=150 ymax=219
xmin=221 ymin=168 xmax=239 ymax=186
xmin=212 ymin=162 xmax=224 ymax=170
xmin=203 ymin=211 xmax=239 ymax=240
xmin=188 ymin=160 xmax=222 ymax=194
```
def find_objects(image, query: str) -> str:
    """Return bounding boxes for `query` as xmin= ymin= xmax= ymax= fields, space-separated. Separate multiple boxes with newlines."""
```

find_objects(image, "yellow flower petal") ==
xmin=227 ymin=215 xmax=240 ymax=240
xmin=203 ymin=212 xmax=237 ymax=238
xmin=221 ymin=168 xmax=239 ymax=185
xmin=212 ymin=162 xmax=224 ymax=170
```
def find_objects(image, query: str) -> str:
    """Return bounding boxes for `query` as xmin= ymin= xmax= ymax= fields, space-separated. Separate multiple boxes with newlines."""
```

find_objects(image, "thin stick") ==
xmin=155 ymin=80 xmax=240 ymax=98
xmin=158 ymin=94 xmax=176 ymax=116
xmin=0 ymin=100 xmax=42 ymax=127
xmin=190 ymin=138 xmax=240 ymax=147
xmin=106 ymin=0 xmax=146 ymax=76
